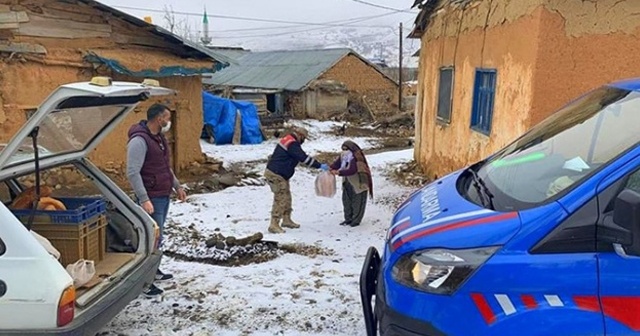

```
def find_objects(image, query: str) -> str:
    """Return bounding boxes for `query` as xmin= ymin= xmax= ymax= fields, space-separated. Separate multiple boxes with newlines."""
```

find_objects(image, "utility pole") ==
xmin=398 ymin=22 xmax=403 ymax=112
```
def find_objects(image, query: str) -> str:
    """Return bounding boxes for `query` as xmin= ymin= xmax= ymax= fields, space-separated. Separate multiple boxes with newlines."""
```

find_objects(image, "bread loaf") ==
xmin=37 ymin=197 xmax=67 ymax=211
xmin=11 ymin=186 xmax=54 ymax=210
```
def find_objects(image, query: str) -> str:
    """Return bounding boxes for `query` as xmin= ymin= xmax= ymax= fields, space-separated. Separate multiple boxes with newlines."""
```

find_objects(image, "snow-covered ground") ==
xmin=200 ymin=120 xmax=379 ymax=167
xmin=101 ymin=120 xmax=416 ymax=336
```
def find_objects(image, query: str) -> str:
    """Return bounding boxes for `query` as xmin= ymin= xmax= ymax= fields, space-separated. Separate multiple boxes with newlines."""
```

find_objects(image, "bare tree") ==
xmin=162 ymin=5 xmax=202 ymax=43
xmin=178 ymin=19 xmax=202 ymax=43
xmin=163 ymin=5 xmax=177 ymax=34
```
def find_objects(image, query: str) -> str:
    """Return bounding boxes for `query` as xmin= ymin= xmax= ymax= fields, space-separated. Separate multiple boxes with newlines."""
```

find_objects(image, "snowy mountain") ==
xmin=213 ymin=27 xmax=420 ymax=68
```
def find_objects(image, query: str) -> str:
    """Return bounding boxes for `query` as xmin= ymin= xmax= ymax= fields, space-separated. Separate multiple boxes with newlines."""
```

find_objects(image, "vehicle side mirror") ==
xmin=599 ymin=189 xmax=640 ymax=256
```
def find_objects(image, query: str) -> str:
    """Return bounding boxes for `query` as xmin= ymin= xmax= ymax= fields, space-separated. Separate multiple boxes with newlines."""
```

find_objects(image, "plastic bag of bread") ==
xmin=65 ymin=259 xmax=96 ymax=288
xmin=315 ymin=171 xmax=336 ymax=198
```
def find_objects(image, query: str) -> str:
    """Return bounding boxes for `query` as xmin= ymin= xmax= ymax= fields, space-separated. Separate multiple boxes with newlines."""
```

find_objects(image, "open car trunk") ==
xmin=0 ymin=79 xmax=174 ymax=309
xmin=0 ymin=160 xmax=147 ymax=306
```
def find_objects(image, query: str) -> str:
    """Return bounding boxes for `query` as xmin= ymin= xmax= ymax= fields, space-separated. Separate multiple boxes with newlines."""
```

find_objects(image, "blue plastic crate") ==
xmin=13 ymin=197 xmax=107 ymax=225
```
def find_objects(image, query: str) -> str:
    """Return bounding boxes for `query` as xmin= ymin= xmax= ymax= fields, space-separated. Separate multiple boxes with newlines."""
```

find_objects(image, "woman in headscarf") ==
xmin=329 ymin=140 xmax=373 ymax=227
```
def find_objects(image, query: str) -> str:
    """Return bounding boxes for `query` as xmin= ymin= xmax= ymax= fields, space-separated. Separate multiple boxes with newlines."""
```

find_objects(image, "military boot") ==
xmin=268 ymin=217 xmax=285 ymax=234
xmin=282 ymin=212 xmax=300 ymax=229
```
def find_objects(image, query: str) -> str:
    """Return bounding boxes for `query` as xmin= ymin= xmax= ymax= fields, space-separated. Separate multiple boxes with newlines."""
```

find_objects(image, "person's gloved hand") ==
xmin=320 ymin=164 xmax=329 ymax=171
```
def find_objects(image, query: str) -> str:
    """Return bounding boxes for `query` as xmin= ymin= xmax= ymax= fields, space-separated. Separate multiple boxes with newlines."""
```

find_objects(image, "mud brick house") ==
xmin=411 ymin=0 xmax=640 ymax=177
xmin=0 ymin=0 xmax=231 ymax=178
xmin=203 ymin=48 xmax=399 ymax=120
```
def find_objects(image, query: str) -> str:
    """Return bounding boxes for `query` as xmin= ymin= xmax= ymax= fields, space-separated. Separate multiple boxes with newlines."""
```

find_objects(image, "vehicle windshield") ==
xmin=1 ymin=105 xmax=126 ymax=166
xmin=461 ymin=86 xmax=640 ymax=211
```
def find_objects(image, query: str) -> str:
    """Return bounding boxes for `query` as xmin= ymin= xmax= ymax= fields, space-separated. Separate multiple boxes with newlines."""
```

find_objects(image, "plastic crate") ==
xmin=13 ymin=197 xmax=106 ymax=224
xmin=31 ymin=215 xmax=107 ymax=267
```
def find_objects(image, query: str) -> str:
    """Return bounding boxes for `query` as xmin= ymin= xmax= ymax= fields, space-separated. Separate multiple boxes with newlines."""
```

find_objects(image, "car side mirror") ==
xmin=599 ymin=189 xmax=640 ymax=257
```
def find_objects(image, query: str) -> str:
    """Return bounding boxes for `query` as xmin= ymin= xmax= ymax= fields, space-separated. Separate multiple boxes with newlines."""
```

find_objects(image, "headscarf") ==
xmin=342 ymin=140 xmax=373 ymax=199
xmin=340 ymin=150 xmax=353 ymax=170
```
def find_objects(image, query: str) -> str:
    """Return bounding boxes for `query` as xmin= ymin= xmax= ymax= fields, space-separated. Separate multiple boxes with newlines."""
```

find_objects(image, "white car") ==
xmin=0 ymin=78 xmax=173 ymax=335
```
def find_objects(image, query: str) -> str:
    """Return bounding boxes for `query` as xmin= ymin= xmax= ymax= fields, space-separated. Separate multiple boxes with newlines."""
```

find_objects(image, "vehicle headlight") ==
xmin=391 ymin=247 xmax=500 ymax=295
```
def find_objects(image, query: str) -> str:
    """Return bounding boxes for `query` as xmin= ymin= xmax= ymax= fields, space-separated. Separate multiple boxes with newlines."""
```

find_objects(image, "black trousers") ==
xmin=342 ymin=181 xmax=367 ymax=225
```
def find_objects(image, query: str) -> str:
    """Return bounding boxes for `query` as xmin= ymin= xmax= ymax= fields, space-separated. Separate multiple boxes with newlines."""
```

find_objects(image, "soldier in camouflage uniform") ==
xmin=264 ymin=127 xmax=329 ymax=233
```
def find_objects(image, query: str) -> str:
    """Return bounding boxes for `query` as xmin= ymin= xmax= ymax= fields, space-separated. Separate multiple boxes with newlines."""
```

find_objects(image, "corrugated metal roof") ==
xmin=203 ymin=48 xmax=397 ymax=91
xmin=206 ymin=47 xmax=251 ymax=61
xmin=79 ymin=0 xmax=236 ymax=67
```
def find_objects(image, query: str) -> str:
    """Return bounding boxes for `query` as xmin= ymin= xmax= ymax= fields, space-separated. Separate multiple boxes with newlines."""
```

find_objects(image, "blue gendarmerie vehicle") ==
xmin=360 ymin=79 xmax=640 ymax=336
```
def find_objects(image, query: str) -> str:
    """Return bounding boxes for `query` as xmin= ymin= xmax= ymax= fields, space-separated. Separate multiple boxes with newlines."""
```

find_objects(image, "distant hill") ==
xmin=214 ymin=27 xmax=420 ymax=68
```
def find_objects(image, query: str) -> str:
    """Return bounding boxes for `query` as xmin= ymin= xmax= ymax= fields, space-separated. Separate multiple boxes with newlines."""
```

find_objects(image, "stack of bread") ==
xmin=10 ymin=186 xmax=67 ymax=211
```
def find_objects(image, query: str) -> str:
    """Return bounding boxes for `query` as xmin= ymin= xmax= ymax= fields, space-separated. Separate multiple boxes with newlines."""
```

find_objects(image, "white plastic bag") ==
xmin=66 ymin=259 xmax=96 ymax=288
xmin=315 ymin=171 xmax=336 ymax=198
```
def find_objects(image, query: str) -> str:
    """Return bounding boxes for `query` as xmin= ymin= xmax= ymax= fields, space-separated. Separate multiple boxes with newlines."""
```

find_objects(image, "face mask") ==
xmin=342 ymin=150 xmax=350 ymax=156
xmin=161 ymin=121 xmax=171 ymax=133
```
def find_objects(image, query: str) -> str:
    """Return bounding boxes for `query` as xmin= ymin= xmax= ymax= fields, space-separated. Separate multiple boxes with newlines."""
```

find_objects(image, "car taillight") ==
xmin=57 ymin=286 xmax=75 ymax=327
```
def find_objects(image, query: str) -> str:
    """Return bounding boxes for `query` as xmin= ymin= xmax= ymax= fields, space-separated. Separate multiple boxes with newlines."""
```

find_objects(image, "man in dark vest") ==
xmin=126 ymin=103 xmax=187 ymax=298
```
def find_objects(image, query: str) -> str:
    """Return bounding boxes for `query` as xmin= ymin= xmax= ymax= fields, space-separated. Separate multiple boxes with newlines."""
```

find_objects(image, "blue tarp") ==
xmin=202 ymin=91 xmax=264 ymax=145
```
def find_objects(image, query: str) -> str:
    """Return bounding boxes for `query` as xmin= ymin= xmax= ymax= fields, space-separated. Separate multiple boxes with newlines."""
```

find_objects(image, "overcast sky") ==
xmin=97 ymin=0 xmax=418 ymax=42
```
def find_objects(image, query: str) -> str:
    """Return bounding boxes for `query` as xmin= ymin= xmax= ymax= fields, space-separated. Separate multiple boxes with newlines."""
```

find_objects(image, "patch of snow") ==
xmin=101 ymin=149 xmax=416 ymax=336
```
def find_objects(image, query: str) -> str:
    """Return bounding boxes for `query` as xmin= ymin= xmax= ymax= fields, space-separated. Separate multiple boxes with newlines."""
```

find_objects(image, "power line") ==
xmin=214 ymin=12 xmax=406 ymax=33
xmin=215 ymin=24 xmax=322 ymax=33
xmin=348 ymin=0 xmax=417 ymax=13
xmin=113 ymin=5 xmax=412 ymax=28
xmin=213 ymin=11 xmax=402 ymax=39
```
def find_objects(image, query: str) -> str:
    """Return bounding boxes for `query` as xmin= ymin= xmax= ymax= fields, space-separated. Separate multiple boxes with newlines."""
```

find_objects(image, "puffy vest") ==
xmin=127 ymin=121 xmax=173 ymax=198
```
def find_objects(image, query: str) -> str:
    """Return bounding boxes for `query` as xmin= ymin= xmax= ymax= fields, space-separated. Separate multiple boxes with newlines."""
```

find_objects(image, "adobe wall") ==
xmin=319 ymin=54 xmax=398 ymax=115
xmin=416 ymin=0 xmax=640 ymax=177
xmin=302 ymin=90 xmax=348 ymax=119
xmin=529 ymin=0 xmax=640 ymax=127
xmin=315 ymin=91 xmax=348 ymax=116
xmin=285 ymin=92 xmax=305 ymax=118
xmin=0 ymin=0 xmax=214 ymax=180
xmin=94 ymin=74 xmax=205 ymax=177
xmin=415 ymin=0 xmax=541 ymax=177
xmin=0 ymin=61 xmax=204 ymax=178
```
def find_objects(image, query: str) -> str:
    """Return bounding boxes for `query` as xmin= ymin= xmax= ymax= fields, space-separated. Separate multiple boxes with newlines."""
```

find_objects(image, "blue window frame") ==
xmin=437 ymin=67 xmax=454 ymax=123
xmin=470 ymin=68 xmax=497 ymax=135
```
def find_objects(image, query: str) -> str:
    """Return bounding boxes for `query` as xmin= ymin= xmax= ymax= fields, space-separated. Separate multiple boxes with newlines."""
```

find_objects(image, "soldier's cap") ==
xmin=292 ymin=127 xmax=310 ymax=139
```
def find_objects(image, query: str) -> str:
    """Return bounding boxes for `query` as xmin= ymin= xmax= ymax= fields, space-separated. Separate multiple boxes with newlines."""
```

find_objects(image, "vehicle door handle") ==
xmin=0 ymin=280 xmax=6 ymax=297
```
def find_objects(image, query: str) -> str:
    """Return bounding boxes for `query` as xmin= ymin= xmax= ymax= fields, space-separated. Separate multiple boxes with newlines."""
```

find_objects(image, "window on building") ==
xmin=437 ymin=67 xmax=454 ymax=123
xmin=470 ymin=68 xmax=497 ymax=135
